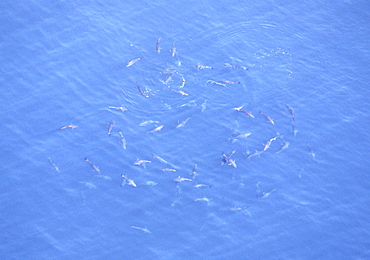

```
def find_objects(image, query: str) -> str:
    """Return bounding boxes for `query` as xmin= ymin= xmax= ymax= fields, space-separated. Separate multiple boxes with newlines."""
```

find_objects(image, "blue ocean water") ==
xmin=1 ymin=0 xmax=369 ymax=259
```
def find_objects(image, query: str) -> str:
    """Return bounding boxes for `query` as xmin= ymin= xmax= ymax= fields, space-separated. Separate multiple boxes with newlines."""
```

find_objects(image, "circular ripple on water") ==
xmin=186 ymin=20 xmax=328 ymax=106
